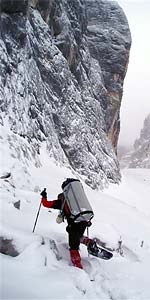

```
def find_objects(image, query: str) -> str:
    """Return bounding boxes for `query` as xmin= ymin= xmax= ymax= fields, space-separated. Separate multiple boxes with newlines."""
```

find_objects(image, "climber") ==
xmin=40 ymin=179 xmax=94 ymax=269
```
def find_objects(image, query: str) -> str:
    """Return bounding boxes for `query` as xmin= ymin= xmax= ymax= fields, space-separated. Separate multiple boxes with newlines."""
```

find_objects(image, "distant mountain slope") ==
xmin=120 ymin=114 xmax=150 ymax=168
xmin=0 ymin=0 xmax=131 ymax=188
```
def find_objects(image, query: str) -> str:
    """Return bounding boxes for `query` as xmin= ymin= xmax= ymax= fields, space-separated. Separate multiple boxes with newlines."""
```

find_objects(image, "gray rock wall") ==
xmin=1 ymin=0 xmax=29 ymax=14
xmin=0 ymin=0 xmax=131 ymax=188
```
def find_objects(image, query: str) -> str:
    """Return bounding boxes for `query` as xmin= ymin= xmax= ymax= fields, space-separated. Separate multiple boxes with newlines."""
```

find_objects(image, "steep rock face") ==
xmin=121 ymin=114 xmax=150 ymax=168
xmin=1 ymin=0 xmax=29 ymax=14
xmin=86 ymin=0 xmax=131 ymax=150
xmin=0 ymin=0 xmax=131 ymax=188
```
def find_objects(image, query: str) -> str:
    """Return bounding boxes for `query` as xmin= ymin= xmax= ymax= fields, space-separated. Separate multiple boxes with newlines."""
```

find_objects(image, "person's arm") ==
xmin=40 ymin=189 xmax=62 ymax=209
xmin=41 ymin=197 xmax=61 ymax=209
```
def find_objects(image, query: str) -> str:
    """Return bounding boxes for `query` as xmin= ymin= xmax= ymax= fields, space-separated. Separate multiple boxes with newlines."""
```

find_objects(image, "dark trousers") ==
xmin=66 ymin=221 xmax=87 ymax=250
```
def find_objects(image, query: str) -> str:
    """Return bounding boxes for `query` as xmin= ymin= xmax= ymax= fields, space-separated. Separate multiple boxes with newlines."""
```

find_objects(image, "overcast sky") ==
xmin=115 ymin=0 xmax=150 ymax=147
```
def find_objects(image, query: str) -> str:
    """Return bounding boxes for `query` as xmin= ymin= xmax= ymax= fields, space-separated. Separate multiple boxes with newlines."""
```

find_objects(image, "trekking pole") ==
xmin=32 ymin=201 xmax=42 ymax=233
xmin=87 ymin=226 xmax=89 ymax=238
xmin=87 ymin=226 xmax=90 ymax=257
xmin=32 ymin=188 xmax=46 ymax=233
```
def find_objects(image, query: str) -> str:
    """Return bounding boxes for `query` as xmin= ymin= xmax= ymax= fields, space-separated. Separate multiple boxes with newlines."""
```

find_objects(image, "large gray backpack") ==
xmin=61 ymin=178 xmax=94 ymax=223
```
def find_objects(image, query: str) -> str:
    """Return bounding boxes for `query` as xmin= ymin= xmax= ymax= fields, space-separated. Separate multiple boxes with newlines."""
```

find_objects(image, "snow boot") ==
xmin=87 ymin=239 xmax=99 ymax=256
xmin=81 ymin=237 xmax=113 ymax=260
xmin=87 ymin=239 xmax=113 ymax=260
xmin=81 ymin=236 xmax=100 ymax=256
xmin=70 ymin=250 xmax=83 ymax=269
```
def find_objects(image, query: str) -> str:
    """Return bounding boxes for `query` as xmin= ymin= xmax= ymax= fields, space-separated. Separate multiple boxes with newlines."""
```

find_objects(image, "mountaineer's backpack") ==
xmin=61 ymin=178 xmax=94 ymax=223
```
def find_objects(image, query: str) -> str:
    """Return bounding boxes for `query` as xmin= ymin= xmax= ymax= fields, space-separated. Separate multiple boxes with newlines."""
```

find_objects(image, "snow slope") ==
xmin=0 ymin=133 xmax=150 ymax=299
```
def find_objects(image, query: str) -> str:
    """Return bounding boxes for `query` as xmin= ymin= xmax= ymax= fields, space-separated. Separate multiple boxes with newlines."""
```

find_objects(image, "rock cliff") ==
xmin=0 ymin=0 xmax=131 ymax=188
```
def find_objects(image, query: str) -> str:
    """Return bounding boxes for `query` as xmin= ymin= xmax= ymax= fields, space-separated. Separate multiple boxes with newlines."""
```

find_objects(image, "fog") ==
xmin=116 ymin=0 xmax=150 ymax=147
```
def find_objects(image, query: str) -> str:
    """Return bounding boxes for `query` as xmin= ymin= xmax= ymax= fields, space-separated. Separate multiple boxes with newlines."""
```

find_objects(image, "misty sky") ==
xmin=115 ymin=0 xmax=150 ymax=147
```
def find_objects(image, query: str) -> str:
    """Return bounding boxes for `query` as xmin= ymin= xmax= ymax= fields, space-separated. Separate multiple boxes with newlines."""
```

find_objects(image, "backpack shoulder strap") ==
xmin=58 ymin=193 xmax=66 ymax=216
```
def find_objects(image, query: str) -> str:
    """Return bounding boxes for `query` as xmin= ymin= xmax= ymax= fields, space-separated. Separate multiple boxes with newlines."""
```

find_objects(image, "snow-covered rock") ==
xmin=0 ymin=0 xmax=131 ymax=188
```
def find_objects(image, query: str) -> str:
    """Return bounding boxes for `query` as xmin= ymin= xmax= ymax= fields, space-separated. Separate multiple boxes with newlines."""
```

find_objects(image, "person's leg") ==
xmin=69 ymin=249 xmax=82 ymax=269
xmin=80 ymin=235 xmax=92 ymax=246
xmin=67 ymin=224 xmax=83 ymax=269
xmin=78 ymin=222 xmax=92 ymax=246
xmin=68 ymin=227 xmax=80 ymax=250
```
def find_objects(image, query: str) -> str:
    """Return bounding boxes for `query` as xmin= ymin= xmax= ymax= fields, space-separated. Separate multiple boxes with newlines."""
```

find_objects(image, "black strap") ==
xmin=71 ymin=210 xmax=94 ymax=221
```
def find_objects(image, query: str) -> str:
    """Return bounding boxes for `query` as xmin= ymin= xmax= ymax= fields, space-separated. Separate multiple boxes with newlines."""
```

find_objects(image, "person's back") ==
xmin=61 ymin=178 xmax=94 ymax=223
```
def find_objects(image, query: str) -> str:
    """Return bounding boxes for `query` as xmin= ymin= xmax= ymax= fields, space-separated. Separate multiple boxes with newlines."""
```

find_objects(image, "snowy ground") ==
xmin=0 ymin=130 xmax=150 ymax=299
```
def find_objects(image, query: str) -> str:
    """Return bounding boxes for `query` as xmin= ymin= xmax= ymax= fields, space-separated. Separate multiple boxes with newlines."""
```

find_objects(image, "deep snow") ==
xmin=0 ymin=130 xmax=150 ymax=299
